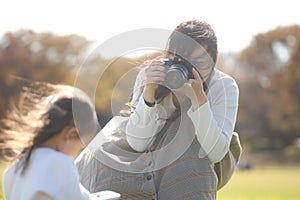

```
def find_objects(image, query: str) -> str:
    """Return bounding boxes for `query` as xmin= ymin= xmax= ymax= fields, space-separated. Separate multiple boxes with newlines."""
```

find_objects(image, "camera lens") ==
xmin=165 ymin=64 xmax=189 ymax=89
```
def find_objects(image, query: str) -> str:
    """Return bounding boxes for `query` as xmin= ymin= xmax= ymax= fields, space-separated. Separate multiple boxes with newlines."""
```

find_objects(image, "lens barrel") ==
xmin=165 ymin=63 xmax=189 ymax=89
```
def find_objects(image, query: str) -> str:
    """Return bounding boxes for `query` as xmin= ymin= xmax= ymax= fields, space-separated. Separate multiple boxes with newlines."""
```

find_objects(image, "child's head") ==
xmin=36 ymin=84 xmax=99 ymax=158
xmin=0 ymin=82 xmax=99 ymax=172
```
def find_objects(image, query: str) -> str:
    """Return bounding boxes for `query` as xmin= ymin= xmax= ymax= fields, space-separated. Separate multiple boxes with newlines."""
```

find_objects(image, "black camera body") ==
xmin=163 ymin=56 xmax=195 ymax=89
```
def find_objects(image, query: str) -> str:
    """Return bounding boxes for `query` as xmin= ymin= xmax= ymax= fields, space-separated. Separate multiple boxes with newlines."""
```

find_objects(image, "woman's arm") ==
xmin=126 ymin=97 xmax=158 ymax=152
xmin=188 ymin=74 xmax=239 ymax=163
xmin=125 ymin=69 xmax=157 ymax=152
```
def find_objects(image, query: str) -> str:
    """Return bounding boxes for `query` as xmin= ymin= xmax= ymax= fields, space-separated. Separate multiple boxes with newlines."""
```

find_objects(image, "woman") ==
xmin=0 ymin=82 xmax=119 ymax=199
xmin=77 ymin=20 xmax=239 ymax=200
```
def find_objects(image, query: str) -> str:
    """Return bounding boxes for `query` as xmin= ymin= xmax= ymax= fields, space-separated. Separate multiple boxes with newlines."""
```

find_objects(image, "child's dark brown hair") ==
xmin=0 ymin=82 xmax=99 ymax=174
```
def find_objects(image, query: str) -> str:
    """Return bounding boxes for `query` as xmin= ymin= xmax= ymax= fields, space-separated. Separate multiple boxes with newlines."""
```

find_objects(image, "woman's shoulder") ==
xmin=212 ymin=68 xmax=236 ymax=82
xmin=209 ymin=68 xmax=238 ymax=89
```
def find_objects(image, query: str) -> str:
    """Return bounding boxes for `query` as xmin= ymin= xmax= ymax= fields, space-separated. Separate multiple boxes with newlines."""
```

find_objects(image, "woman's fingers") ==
xmin=144 ymin=65 xmax=166 ymax=84
xmin=150 ymin=60 xmax=165 ymax=66
xmin=146 ymin=59 xmax=166 ymax=81
xmin=192 ymin=68 xmax=203 ymax=82
xmin=145 ymin=65 xmax=165 ymax=73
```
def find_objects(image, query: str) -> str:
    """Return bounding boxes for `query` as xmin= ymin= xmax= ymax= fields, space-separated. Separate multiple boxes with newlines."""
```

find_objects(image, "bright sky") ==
xmin=1 ymin=0 xmax=300 ymax=54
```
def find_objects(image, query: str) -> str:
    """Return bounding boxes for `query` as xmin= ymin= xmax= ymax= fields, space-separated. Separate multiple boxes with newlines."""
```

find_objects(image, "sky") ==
xmin=1 ymin=0 xmax=300 ymax=56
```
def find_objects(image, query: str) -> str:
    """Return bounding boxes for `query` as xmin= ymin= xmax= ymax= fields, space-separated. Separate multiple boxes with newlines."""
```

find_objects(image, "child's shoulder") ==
xmin=31 ymin=148 xmax=77 ymax=183
xmin=33 ymin=148 xmax=74 ymax=170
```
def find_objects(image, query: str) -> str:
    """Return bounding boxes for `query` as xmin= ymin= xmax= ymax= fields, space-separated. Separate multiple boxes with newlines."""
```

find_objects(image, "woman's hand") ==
xmin=173 ymin=68 xmax=207 ymax=111
xmin=143 ymin=60 xmax=166 ymax=103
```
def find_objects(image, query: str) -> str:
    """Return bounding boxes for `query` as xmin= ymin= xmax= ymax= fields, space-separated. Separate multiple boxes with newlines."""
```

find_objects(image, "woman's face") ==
xmin=174 ymin=45 xmax=215 ymax=82
xmin=188 ymin=47 xmax=215 ymax=82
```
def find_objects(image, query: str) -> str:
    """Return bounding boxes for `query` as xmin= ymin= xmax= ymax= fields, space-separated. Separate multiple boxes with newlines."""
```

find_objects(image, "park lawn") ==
xmin=0 ymin=160 xmax=10 ymax=200
xmin=218 ymin=166 xmax=300 ymax=200
xmin=0 ymin=161 xmax=299 ymax=199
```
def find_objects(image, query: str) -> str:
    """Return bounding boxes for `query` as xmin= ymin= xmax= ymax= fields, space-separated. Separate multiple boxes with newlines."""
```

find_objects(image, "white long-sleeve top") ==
xmin=3 ymin=148 xmax=91 ymax=200
xmin=126 ymin=68 xmax=239 ymax=163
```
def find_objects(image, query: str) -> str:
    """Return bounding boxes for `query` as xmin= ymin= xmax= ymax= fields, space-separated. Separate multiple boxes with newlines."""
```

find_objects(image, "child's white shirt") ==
xmin=3 ymin=147 xmax=91 ymax=200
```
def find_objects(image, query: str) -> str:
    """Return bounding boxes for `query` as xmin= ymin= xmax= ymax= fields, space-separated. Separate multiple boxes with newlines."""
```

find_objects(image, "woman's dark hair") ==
xmin=167 ymin=20 xmax=218 ymax=64
xmin=0 ymin=82 xmax=99 ymax=174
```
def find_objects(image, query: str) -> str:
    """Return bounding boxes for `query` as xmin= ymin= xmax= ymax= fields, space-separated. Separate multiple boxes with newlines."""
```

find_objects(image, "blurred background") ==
xmin=1 ymin=0 xmax=300 ymax=199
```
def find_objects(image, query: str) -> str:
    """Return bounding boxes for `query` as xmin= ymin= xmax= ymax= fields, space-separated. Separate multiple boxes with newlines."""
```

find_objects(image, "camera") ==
xmin=163 ymin=56 xmax=195 ymax=89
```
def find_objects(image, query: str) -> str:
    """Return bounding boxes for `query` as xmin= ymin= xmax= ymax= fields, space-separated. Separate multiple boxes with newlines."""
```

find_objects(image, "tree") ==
xmin=235 ymin=25 xmax=300 ymax=151
xmin=0 ymin=29 xmax=91 ymax=118
xmin=0 ymin=29 xmax=160 ymax=126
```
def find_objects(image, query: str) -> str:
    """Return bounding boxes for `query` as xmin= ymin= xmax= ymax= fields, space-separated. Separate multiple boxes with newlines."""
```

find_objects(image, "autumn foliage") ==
xmin=0 ymin=26 xmax=300 ymax=160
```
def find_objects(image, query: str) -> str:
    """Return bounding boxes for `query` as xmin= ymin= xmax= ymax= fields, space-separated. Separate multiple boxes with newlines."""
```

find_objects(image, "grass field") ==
xmin=0 ymin=161 xmax=299 ymax=199
xmin=0 ymin=160 xmax=10 ymax=200
xmin=218 ymin=165 xmax=300 ymax=200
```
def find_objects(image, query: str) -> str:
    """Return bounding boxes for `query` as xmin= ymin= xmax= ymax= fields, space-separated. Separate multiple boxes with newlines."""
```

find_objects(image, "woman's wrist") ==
xmin=143 ymin=86 xmax=156 ymax=103
xmin=191 ymin=95 xmax=207 ymax=111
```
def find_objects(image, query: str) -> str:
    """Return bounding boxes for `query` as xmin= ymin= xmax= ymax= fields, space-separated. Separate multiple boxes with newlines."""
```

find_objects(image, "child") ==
xmin=0 ymin=83 xmax=119 ymax=200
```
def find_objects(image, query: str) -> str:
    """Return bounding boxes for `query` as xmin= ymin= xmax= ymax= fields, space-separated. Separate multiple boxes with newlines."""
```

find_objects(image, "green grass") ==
xmin=0 ymin=162 xmax=300 ymax=200
xmin=0 ymin=159 xmax=10 ymax=200
xmin=218 ymin=166 xmax=300 ymax=200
